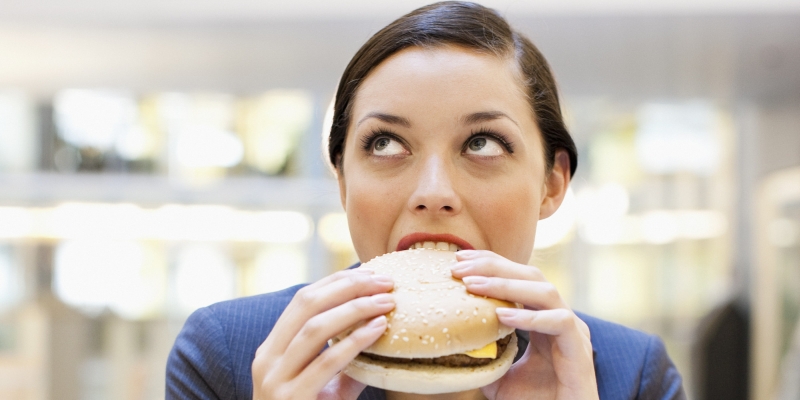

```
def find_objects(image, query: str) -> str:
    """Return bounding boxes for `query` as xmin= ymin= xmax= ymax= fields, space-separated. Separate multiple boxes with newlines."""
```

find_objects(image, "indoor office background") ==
xmin=0 ymin=1 xmax=799 ymax=399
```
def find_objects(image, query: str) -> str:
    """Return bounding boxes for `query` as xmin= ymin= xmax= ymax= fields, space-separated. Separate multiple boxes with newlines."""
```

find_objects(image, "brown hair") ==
xmin=328 ymin=1 xmax=577 ymax=177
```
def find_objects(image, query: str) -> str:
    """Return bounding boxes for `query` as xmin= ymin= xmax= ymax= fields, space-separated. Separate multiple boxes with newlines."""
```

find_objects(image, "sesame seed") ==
xmin=482 ymin=318 xmax=487 ymax=323
xmin=403 ymin=337 xmax=409 ymax=342
xmin=400 ymin=328 xmax=407 ymax=333
xmin=442 ymin=328 xmax=448 ymax=333
xmin=422 ymin=340 xmax=428 ymax=344
xmin=393 ymin=335 xmax=399 ymax=340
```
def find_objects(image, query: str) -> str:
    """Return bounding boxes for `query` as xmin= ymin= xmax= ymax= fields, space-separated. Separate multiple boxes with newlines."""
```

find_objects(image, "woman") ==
xmin=167 ymin=2 xmax=685 ymax=399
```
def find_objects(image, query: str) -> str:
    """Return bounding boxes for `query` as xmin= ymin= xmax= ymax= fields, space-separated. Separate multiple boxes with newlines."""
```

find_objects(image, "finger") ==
xmin=279 ymin=293 xmax=394 ymax=379
xmin=496 ymin=308 xmax=593 ymax=360
xmin=317 ymin=373 xmax=367 ymax=400
xmin=296 ymin=315 xmax=388 ymax=398
xmin=451 ymin=250 xmax=544 ymax=282
xmin=262 ymin=270 xmax=393 ymax=355
xmin=462 ymin=276 xmax=567 ymax=310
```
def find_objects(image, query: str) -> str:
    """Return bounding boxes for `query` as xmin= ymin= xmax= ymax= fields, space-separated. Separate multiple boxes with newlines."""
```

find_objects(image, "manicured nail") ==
xmin=371 ymin=293 xmax=394 ymax=305
xmin=367 ymin=315 xmax=387 ymax=328
xmin=455 ymin=250 xmax=477 ymax=258
xmin=462 ymin=276 xmax=488 ymax=285
xmin=495 ymin=308 xmax=519 ymax=318
xmin=371 ymin=274 xmax=393 ymax=284
xmin=450 ymin=262 xmax=469 ymax=272
xmin=354 ymin=268 xmax=374 ymax=274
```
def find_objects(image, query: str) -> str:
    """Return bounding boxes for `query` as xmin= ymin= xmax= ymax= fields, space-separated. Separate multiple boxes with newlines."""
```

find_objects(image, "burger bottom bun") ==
xmin=344 ymin=334 xmax=518 ymax=395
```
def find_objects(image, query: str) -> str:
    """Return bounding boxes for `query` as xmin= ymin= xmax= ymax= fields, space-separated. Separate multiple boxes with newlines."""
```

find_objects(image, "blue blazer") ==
xmin=167 ymin=283 xmax=686 ymax=399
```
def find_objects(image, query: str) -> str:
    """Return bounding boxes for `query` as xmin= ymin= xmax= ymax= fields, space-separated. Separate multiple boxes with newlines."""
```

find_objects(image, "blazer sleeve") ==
xmin=638 ymin=335 xmax=687 ymax=400
xmin=167 ymin=307 xmax=238 ymax=400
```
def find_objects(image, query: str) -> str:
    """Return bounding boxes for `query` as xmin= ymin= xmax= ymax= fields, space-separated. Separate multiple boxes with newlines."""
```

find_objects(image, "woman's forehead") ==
xmin=350 ymin=46 xmax=531 ymax=125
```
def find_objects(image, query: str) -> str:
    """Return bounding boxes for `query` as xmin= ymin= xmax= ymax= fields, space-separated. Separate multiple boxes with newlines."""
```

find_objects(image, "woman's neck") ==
xmin=386 ymin=389 xmax=487 ymax=400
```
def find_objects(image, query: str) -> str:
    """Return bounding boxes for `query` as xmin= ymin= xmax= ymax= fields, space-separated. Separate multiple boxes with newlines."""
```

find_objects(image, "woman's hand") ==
xmin=252 ymin=269 xmax=395 ymax=400
xmin=450 ymin=250 xmax=598 ymax=400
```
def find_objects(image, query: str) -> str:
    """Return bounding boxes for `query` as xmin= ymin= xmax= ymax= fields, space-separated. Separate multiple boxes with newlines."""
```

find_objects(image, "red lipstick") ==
xmin=395 ymin=233 xmax=474 ymax=252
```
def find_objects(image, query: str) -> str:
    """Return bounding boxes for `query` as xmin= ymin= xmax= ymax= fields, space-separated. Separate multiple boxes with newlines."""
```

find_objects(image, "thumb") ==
xmin=318 ymin=373 xmax=366 ymax=400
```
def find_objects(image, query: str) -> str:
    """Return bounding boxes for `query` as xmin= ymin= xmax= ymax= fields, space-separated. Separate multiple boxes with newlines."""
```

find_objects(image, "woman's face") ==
xmin=338 ymin=45 xmax=566 ymax=264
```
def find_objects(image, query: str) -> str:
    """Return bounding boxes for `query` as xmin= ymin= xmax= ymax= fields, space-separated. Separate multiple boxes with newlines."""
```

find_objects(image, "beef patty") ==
xmin=361 ymin=334 xmax=513 ymax=367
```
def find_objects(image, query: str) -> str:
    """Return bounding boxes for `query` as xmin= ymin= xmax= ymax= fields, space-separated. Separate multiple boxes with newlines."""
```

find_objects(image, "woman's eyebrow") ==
xmin=461 ymin=111 xmax=519 ymax=127
xmin=356 ymin=112 xmax=412 ymax=129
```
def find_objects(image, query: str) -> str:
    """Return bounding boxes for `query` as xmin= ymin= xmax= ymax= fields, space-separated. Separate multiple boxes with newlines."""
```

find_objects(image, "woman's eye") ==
xmin=372 ymin=136 xmax=407 ymax=156
xmin=465 ymin=136 xmax=504 ymax=156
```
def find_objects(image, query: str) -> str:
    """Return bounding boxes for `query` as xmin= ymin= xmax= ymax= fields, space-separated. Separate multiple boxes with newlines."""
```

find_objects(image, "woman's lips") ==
xmin=395 ymin=233 xmax=475 ymax=252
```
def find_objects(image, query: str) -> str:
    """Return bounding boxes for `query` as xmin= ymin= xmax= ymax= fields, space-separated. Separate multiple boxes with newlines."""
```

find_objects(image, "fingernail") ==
xmin=462 ymin=276 xmax=488 ymax=285
xmin=371 ymin=274 xmax=393 ymax=284
xmin=496 ymin=308 xmax=518 ymax=318
xmin=354 ymin=268 xmax=374 ymax=274
xmin=455 ymin=250 xmax=477 ymax=258
xmin=450 ymin=262 xmax=469 ymax=272
xmin=371 ymin=293 xmax=394 ymax=305
xmin=367 ymin=315 xmax=387 ymax=328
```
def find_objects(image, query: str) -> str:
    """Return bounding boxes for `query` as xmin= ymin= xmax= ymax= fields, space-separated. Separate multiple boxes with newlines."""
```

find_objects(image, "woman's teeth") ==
xmin=410 ymin=241 xmax=461 ymax=251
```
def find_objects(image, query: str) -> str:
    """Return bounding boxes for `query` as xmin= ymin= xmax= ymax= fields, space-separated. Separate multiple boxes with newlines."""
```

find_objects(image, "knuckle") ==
xmin=295 ymin=286 xmax=317 ymax=307
xmin=542 ymin=283 xmax=561 ymax=303
xmin=300 ymin=317 xmax=325 ymax=339
xmin=528 ymin=266 xmax=545 ymax=281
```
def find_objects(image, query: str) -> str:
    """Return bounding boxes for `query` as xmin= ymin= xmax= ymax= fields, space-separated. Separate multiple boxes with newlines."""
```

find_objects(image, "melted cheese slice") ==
xmin=463 ymin=341 xmax=497 ymax=359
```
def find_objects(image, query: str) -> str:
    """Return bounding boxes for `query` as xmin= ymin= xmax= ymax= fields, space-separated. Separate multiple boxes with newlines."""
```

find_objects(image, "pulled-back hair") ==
xmin=328 ymin=1 xmax=577 ymax=177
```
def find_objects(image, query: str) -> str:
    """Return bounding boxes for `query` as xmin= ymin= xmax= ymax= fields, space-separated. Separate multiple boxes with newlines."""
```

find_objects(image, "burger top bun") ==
xmin=357 ymin=248 xmax=517 ymax=358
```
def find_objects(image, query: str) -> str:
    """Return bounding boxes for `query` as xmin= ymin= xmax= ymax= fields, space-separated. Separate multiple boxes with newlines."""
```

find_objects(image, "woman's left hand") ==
xmin=450 ymin=250 xmax=599 ymax=400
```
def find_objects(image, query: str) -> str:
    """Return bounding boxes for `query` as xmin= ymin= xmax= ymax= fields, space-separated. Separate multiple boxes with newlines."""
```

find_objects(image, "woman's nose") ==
xmin=407 ymin=157 xmax=462 ymax=215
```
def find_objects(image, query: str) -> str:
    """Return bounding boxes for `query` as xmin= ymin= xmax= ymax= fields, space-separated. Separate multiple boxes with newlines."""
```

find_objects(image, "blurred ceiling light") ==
xmin=577 ymin=183 xmax=630 ymax=220
xmin=54 ymin=240 xmax=154 ymax=317
xmin=48 ymin=202 xmax=147 ymax=240
xmin=174 ymin=245 xmax=235 ymax=313
xmin=769 ymin=218 xmax=798 ymax=247
xmin=318 ymin=213 xmax=354 ymax=252
xmin=253 ymin=246 xmax=307 ymax=294
xmin=0 ymin=203 xmax=313 ymax=243
xmin=535 ymin=187 xmax=577 ymax=249
xmin=115 ymin=123 xmax=158 ymax=161
xmin=155 ymin=92 xmax=244 ymax=174
xmin=53 ymin=89 xmax=138 ymax=151
xmin=0 ymin=207 xmax=35 ymax=239
xmin=0 ymin=90 xmax=37 ymax=172
xmin=635 ymin=101 xmax=721 ymax=175
xmin=247 ymin=211 xmax=313 ymax=243
xmin=175 ymin=126 xmax=244 ymax=168
xmin=153 ymin=205 xmax=311 ymax=242
xmin=576 ymin=183 xmax=634 ymax=245
xmin=241 ymin=90 xmax=313 ymax=175
xmin=677 ymin=210 xmax=728 ymax=240
xmin=641 ymin=210 xmax=680 ymax=244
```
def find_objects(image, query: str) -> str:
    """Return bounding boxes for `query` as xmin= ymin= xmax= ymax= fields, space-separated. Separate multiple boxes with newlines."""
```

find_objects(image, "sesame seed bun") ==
xmin=339 ymin=248 xmax=519 ymax=394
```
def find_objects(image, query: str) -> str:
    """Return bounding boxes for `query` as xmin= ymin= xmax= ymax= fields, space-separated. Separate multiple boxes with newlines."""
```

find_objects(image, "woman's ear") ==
xmin=539 ymin=149 xmax=571 ymax=219
xmin=336 ymin=157 xmax=347 ymax=210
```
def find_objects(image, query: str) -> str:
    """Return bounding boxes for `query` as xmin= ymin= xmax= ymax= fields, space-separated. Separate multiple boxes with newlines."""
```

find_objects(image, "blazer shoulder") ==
xmin=575 ymin=312 xmax=686 ymax=400
xmin=167 ymin=284 xmax=307 ymax=400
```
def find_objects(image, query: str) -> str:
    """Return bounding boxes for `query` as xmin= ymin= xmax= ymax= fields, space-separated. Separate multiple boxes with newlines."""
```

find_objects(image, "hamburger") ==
xmin=335 ymin=248 xmax=519 ymax=394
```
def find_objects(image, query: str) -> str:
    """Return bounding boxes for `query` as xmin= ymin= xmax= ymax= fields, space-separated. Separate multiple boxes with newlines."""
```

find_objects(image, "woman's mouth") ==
xmin=409 ymin=241 xmax=462 ymax=251
xmin=396 ymin=233 xmax=474 ymax=252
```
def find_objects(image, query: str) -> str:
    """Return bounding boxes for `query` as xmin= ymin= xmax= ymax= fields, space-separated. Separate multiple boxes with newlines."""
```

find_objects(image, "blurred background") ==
xmin=0 ymin=0 xmax=798 ymax=399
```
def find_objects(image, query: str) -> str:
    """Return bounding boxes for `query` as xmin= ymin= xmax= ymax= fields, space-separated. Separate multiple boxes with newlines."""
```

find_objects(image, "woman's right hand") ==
xmin=252 ymin=268 xmax=395 ymax=400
